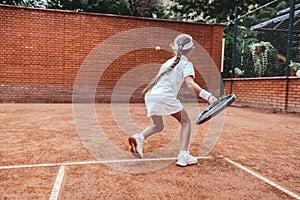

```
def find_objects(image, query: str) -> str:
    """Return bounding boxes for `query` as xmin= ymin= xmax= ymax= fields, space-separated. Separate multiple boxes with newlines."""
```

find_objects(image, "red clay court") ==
xmin=0 ymin=103 xmax=299 ymax=199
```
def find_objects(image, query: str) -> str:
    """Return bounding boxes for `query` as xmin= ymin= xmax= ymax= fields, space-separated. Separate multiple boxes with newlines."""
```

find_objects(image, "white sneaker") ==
xmin=128 ymin=134 xmax=144 ymax=158
xmin=176 ymin=151 xmax=198 ymax=167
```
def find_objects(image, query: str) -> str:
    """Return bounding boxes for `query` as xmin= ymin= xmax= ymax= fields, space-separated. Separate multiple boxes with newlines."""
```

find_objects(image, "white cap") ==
xmin=172 ymin=34 xmax=194 ymax=51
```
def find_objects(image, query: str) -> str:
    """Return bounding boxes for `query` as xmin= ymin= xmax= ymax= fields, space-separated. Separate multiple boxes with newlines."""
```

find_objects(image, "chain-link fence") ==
xmin=222 ymin=2 xmax=300 ymax=78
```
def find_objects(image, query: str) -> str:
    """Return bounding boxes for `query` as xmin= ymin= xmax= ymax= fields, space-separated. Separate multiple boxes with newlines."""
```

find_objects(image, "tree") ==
xmin=46 ymin=0 xmax=131 ymax=15
xmin=0 ymin=0 xmax=47 ymax=7
xmin=47 ymin=0 xmax=165 ymax=17
xmin=128 ymin=0 xmax=165 ymax=18
xmin=1 ymin=0 xmax=165 ymax=17
xmin=0 ymin=0 xmax=24 ymax=5
xmin=167 ymin=0 xmax=277 ymax=23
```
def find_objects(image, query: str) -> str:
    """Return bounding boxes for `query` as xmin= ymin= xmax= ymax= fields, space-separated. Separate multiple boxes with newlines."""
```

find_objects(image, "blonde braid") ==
xmin=142 ymin=35 xmax=192 ymax=94
xmin=142 ymin=54 xmax=181 ymax=94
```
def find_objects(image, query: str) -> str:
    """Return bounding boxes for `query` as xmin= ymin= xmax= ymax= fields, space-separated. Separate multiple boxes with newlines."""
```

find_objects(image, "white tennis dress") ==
xmin=145 ymin=55 xmax=195 ymax=117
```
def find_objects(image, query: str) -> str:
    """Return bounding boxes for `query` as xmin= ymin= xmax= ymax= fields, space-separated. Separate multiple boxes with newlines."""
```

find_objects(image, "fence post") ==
xmin=231 ymin=6 xmax=238 ymax=79
xmin=284 ymin=0 xmax=295 ymax=111
xmin=230 ymin=6 xmax=238 ymax=94
xmin=285 ymin=0 xmax=295 ymax=77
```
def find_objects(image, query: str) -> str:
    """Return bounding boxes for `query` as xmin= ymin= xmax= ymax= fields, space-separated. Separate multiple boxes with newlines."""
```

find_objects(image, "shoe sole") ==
xmin=128 ymin=137 xmax=143 ymax=158
xmin=176 ymin=161 xmax=198 ymax=167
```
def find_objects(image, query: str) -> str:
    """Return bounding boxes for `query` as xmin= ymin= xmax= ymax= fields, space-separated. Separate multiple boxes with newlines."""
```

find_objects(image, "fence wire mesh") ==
xmin=222 ymin=1 xmax=300 ymax=78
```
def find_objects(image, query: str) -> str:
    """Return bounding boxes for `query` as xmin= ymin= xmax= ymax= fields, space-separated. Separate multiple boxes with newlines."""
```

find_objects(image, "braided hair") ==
xmin=142 ymin=34 xmax=193 ymax=94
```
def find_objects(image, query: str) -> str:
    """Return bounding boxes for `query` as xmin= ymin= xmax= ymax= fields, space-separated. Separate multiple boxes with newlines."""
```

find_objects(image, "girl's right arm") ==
xmin=184 ymin=76 xmax=217 ymax=104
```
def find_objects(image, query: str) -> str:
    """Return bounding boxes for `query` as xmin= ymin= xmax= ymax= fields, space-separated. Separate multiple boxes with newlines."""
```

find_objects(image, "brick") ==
xmin=0 ymin=4 xmax=224 ymax=103
xmin=223 ymin=78 xmax=300 ymax=112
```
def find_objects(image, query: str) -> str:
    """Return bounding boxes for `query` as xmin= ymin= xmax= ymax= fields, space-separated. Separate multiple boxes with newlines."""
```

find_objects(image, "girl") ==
xmin=129 ymin=34 xmax=217 ymax=167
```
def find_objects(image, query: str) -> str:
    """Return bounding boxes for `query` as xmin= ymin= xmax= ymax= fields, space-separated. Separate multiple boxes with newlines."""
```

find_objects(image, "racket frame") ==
xmin=195 ymin=94 xmax=236 ymax=125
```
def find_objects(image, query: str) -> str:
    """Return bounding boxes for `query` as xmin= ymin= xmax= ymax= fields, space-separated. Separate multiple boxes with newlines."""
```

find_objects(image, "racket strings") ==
xmin=205 ymin=98 xmax=228 ymax=115
xmin=195 ymin=94 xmax=236 ymax=125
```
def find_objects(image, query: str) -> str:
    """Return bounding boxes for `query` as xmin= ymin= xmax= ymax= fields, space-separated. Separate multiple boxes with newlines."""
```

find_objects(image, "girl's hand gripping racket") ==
xmin=195 ymin=94 xmax=236 ymax=125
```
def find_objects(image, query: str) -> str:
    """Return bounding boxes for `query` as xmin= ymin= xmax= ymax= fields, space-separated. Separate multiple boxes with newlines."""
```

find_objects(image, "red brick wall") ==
xmin=224 ymin=77 xmax=300 ymax=112
xmin=0 ymin=4 xmax=224 ymax=103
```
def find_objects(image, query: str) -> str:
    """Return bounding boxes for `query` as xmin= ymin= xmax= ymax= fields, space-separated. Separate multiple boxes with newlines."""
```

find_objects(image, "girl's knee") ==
xmin=180 ymin=116 xmax=191 ymax=127
xmin=155 ymin=124 xmax=164 ymax=132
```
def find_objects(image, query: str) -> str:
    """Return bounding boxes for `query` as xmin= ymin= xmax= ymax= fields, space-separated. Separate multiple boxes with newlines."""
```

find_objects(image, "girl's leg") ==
xmin=140 ymin=115 xmax=164 ymax=139
xmin=171 ymin=108 xmax=191 ymax=151
xmin=171 ymin=108 xmax=197 ymax=166
xmin=129 ymin=115 xmax=163 ymax=158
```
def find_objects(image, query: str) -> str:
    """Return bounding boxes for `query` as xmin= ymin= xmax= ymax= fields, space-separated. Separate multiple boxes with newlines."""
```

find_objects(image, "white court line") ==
xmin=224 ymin=157 xmax=300 ymax=200
xmin=0 ymin=156 xmax=211 ymax=170
xmin=49 ymin=166 xmax=65 ymax=200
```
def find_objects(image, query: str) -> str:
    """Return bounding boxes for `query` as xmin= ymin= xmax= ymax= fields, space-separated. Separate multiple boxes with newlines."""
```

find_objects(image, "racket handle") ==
xmin=199 ymin=89 xmax=211 ymax=101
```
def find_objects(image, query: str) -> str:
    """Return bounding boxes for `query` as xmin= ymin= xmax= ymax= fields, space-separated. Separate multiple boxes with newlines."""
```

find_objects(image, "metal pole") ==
xmin=230 ymin=6 xmax=238 ymax=94
xmin=285 ymin=0 xmax=295 ymax=76
xmin=231 ymin=6 xmax=238 ymax=78
xmin=284 ymin=0 xmax=295 ymax=111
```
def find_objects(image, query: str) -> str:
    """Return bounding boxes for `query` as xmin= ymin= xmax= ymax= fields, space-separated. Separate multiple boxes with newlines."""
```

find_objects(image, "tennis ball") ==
xmin=155 ymin=46 xmax=161 ymax=51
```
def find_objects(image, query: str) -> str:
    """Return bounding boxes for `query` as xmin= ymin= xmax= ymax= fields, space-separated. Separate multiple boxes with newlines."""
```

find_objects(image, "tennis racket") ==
xmin=195 ymin=94 xmax=236 ymax=125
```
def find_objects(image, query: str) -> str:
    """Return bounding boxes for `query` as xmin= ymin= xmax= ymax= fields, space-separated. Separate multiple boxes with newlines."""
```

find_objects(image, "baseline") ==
xmin=0 ymin=156 xmax=211 ymax=170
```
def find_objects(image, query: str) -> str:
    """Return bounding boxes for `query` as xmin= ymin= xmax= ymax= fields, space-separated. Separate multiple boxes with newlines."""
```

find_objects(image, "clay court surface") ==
xmin=0 ymin=103 xmax=299 ymax=199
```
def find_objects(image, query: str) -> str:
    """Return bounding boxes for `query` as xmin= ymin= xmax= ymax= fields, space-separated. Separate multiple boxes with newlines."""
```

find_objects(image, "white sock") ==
xmin=179 ymin=150 xmax=188 ymax=156
xmin=137 ymin=133 xmax=144 ymax=142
